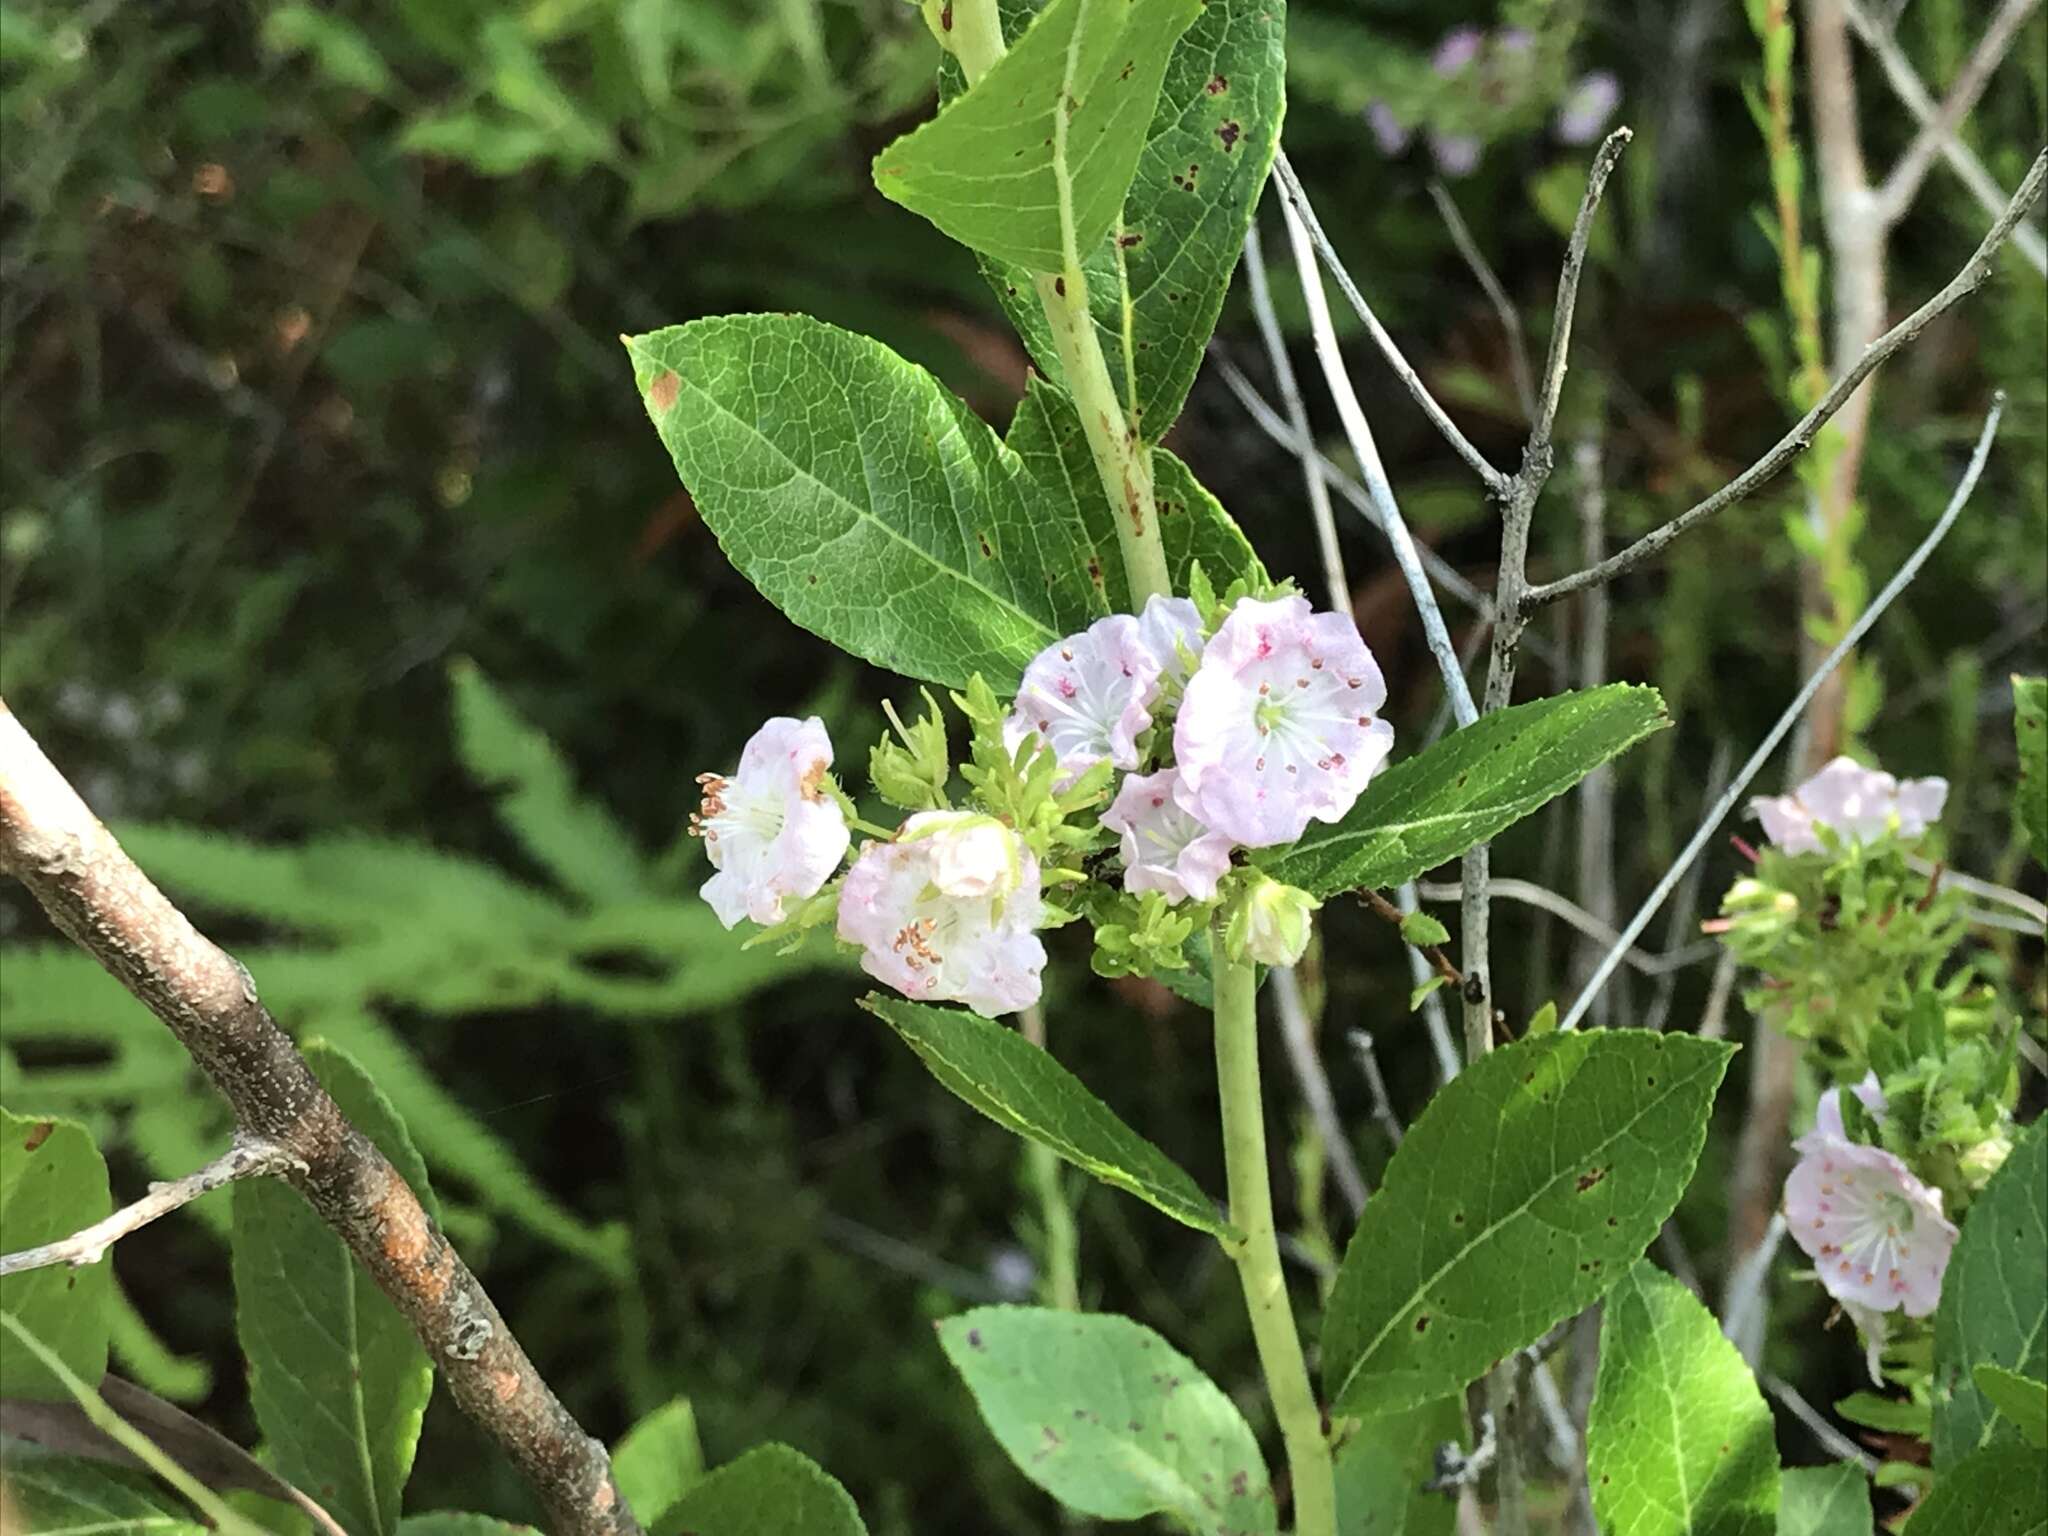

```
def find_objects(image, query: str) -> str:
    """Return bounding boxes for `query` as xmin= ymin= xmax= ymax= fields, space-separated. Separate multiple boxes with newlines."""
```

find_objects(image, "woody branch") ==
xmin=0 ymin=699 xmax=641 ymax=1536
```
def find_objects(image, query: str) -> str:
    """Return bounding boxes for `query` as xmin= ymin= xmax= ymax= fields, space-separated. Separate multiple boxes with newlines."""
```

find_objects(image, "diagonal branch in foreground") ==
xmin=1525 ymin=147 xmax=2046 ymax=611
xmin=0 ymin=1137 xmax=299 ymax=1278
xmin=0 ymin=700 xmax=641 ymax=1536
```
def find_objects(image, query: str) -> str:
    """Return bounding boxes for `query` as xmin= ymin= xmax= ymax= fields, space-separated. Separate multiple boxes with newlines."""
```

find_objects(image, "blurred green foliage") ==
xmin=1 ymin=0 xmax=2043 ymax=1527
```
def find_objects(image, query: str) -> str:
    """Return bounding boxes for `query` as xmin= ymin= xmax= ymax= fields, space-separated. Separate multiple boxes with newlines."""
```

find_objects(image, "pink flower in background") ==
xmin=1751 ymin=755 xmax=1949 ymax=854
xmin=1431 ymin=25 xmax=1485 ymax=74
xmin=694 ymin=716 xmax=849 ymax=928
xmin=1784 ymin=1137 xmax=1957 ymax=1318
xmin=1174 ymin=596 xmax=1395 ymax=847
xmin=1555 ymin=71 xmax=1621 ymax=144
xmin=1367 ymin=102 xmax=1411 ymax=156
xmin=1429 ymin=134 xmax=1483 ymax=177
xmin=1137 ymin=594 xmax=1206 ymax=688
xmin=837 ymin=819 xmax=1045 ymax=1017
xmin=1004 ymin=614 xmax=1163 ymax=784
xmin=1102 ymin=769 xmax=1236 ymax=904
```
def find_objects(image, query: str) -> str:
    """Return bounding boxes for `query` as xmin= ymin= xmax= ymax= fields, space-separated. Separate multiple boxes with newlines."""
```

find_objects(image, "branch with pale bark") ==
xmin=0 ymin=700 xmax=641 ymax=1536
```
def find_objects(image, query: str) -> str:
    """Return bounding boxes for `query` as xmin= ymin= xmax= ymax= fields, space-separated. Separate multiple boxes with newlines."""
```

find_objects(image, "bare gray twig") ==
xmin=1526 ymin=151 xmax=2046 ymax=610
xmin=1426 ymin=179 xmax=1538 ymax=424
xmin=0 ymin=1138 xmax=299 ymax=1278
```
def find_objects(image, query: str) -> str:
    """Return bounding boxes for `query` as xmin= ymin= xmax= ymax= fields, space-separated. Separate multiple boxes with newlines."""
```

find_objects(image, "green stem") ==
xmin=1213 ymin=930 xmax=1338 ymax=1536
xmin=1021 ymin=1003 xmax=1081 ymax=1311
xmin=942 ymin=0 xmax=1173 ymax=611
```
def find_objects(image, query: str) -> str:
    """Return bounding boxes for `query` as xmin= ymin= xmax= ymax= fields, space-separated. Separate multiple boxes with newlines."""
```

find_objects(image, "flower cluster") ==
xmin=690 ymin=584 xmax=1394 ymax=1016
xmin=1363 ymin=24 xmax=1620 ymax=179
xmin=1712 ymin=752 xmax=2017 ymax=1393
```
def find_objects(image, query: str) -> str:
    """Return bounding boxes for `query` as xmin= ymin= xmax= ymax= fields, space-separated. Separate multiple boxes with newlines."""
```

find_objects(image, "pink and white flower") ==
xmin=693 ymin=716 xmax=850 ymax=929
xmin=837 ymin=815 xmax=1045 ymax=1017
xmin=1173 ymin=595 xmax=1396 ymax=847
xmin=1751 ymin=756 xmax=1949 ymax=854
xmin=1783 ymin=1077 xmax=1958 ymax=1323
xmin=1138 ymin=594 xmax=1206 ymax=689
xmin=1003 ymin=614 xmax=1163 ymax=784
xmin=1101 ymin=769 xmax=1236 ymax=905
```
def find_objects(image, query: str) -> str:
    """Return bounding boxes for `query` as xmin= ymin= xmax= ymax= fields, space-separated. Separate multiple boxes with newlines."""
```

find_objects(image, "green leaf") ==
xmin=1586 ymin=1262 xmax=1779 ymax=1536
xmin=1975 ymin=1367 xmax=2048 ymax=1449
xmin=1777 ymin=1464 xmax=1872 ymax=1536
xmin=614 ymin=1396 xmax=706 ymax=1528
xmin=0 ymin=1109 xmax=111 ymax=1400
xmin=1400 ymin=911 xmax=1451 ymax=948
xmin=629 ymin=314 xmax=1104 ymax=687
xmin=1836 ymin=1390 xmax=1930 ymax=1435
xmin=1335 ymin=1397 xmax=1465 ymax=1536
xmin=985 ymin=0 xmax=1289 ymax=440
xmin=448 ymin=660 xmax=649 ymax=904
xmin=232 ymin=1043 xmax=435 ymax=1536
xmin=259 ymin=5 xmax=394 ymax=96
xmin=1935 ymin=1123 xmax=2047 ymax=1468
xmin=1904 ymin=1444 xmax=2048 ymax=1534
xmin=874 ymin=0 xmax=1201 ymax=271
xmin=0 ymin=1447 xmax=208 ymax=1534
xmin=1263 ymin=686 xmax=1671 ymax=899
xmin=1004 ymin=376 xmax=1266 ymax=604
xmin=863 ymin=995 xmax=1233 ymax=1238
xmin=650 ymin=1444 xmax=868 ymax=1536
xmin=1323 ymin=1031 xmax=1734 ymax=1416
xmin=2015 ymin=675 xmax=2046 ymax=865
xmin=938 ymin=1305 xmax=1274 ymax=1530
xmin=399 ymin=1519 xmax=540 ymax=1534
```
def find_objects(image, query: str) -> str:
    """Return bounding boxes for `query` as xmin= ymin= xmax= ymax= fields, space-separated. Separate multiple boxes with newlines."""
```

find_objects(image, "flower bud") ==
xmin=1225 ymin=873 xmax=1320 ymax=967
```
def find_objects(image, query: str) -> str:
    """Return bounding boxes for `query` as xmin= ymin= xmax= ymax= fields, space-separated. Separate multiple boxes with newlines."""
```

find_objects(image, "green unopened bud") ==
xmin=871 ymin=692 xmax=951 ymax=810
xmin=1226 ymin=873 xmax=1320 ymax=967
xmin=1959 ymin=1130 xmax=2012 ymax=1188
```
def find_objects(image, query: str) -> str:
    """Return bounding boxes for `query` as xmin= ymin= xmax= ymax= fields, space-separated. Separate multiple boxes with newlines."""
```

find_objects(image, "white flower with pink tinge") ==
xmin=1173 ymin=595 xmax=1396 ymax=848
xmin=1101 ymin=769 xmax=1236 ymax=905
xmin=1003 ymin=614 xmax=1164 ymax=784
xmin=837 ymin=813 xmax=1045 ymax=1017
xmin=693 ymin=716 xmax=850 ymax=929
xmin=1137 ymin=594 xmax=1206 ymax=688
xmin=1783 ymin=1078 xmax=1958 ymax=1322
xmin=1751 ymin=756 xmax=1949 ymax=855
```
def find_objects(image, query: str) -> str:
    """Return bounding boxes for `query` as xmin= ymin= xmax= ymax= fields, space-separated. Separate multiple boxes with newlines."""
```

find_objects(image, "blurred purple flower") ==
xmin=1432 ymin=25 xmax=1485 ymax=76
xmin=1430 ymin=133 xmax=1482 ymax=177
xmin=1366 ymin=102 xmax=1411 ymax=156
xmin=1555 ymin=71 xmax=1621 ymax=145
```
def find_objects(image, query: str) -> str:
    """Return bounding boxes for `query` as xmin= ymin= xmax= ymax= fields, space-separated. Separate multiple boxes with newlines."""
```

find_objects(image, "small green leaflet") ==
xmin=874 ymin=0 xmax=1201 ymax=272
xmin=399 ymin=1519 xmax=540 ymax=1535
xmin=1334 ymin=1397 xmax=1465 ymax=1536
xmin=650 ymin=1444 xmax=867 ymax=1536
xmin=0 ymin=1448 xmax=208 ymax=1535
xmin=233 ymin=1043 xmax=436 ymax=1536
xmin=1586 ymin=1262 xmax=1779 ymax=1536
xmin=1902 ymin=1444 xmax=2048 ymax=1535
xmin=939 ymin=1306 xmax=1273 ymax=1532
xmin=630 ymin=315 xmax=1097 ymax=686
xmin=984 ymin=0 xmax=1288 ymax=441
xmin=1776 ymin=1465 xmax=1871 ymax=1536
xmin=0 ymin=1109 xmax=111 ymax=1401
xmin=1262 ymin=686 xmax=1670 ymax=899
xmin=1935 ymin=1124 xmax=2047 ymax=1467
xmin=2015 ymin=675 xmax=2046 ymax=866
xmin=1975 ymin=1367 xmax=2048 ymax=1449
xmin=863 ymin=995 xmax=1234 ymax=1239
xmin=613 ymin=1396 xmax=706 ymax=1528
xmin=1322 ymin=1031 xmax=1733 ymax=1417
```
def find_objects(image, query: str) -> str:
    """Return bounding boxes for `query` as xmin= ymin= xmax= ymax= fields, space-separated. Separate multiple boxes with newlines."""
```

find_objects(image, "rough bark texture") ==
xmin=0 ymin=700 xmax=640 ymax=1536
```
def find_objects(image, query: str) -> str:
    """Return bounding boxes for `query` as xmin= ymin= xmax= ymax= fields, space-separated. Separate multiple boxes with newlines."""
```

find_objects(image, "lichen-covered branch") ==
xmin=0 ymin=699 xmax=640 ymax=1536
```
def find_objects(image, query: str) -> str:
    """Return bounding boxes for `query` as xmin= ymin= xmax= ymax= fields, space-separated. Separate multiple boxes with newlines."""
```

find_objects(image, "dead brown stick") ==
xmin=0 ymin=699 xmax=641 ymax=1536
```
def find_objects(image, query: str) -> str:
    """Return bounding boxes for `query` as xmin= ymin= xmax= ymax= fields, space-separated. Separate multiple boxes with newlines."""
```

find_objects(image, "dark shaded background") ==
xmin=2 ymin=0 xmax=2043 ymax=1528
